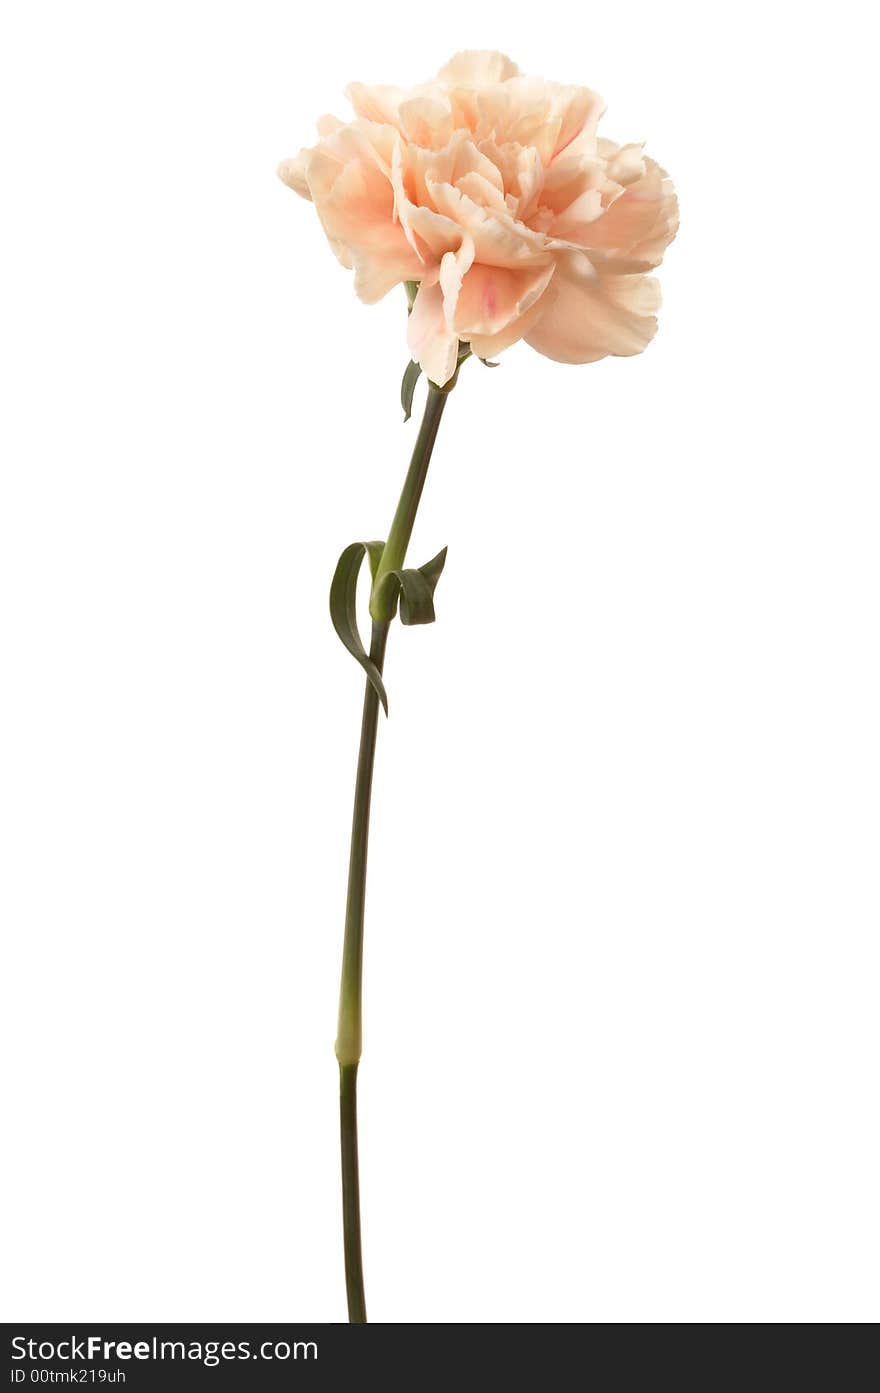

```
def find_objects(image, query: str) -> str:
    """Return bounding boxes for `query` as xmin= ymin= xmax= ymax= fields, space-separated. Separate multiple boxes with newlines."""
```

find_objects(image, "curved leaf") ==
xmin=329 ymin=541 xmax=388 ymax=713
xmin=401 ymin=359 xmax=422 ymax=421
xmin=417 ymin=545 xmax=448 ymax=590
xmin=373 ymin=546 xmax=448 ymax=627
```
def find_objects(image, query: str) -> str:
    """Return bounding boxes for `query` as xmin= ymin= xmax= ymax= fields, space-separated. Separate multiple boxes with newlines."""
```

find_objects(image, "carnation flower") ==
xmin=279 ymin=50 xmax=678 ymax=385
xmin=279 ymin=51 xmax=681 ymax=1325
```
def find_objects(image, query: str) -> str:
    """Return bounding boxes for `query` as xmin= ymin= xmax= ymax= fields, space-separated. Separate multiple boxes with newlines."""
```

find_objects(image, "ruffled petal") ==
xmin=478 ymin=141 xmax=544 ymax=220
xmin=345 ymin=82 xmax=407 ymax=128
xmin=277 ymin=152 xmax=311 ymax=199
xmin=316 ymin=114 xmax=345 ymax=139
xmin=468 ymin=282 xmax=558 ymax=359
xmin=452 ymin=261 xmax=555 ymax=338
xmin=598 ymin=139 xmax=646 ymax=187
xmin=426 ymin=180 xmax=551 ymax=269
xmin=523 ymin=253 xmax=660 ymax=363
xmin=438 ymin=235 xmax=476 ymax=325
xmin=390 ymin=140 xmax=470 ymax=268
xmin=578 ymin=158 xmax=678 ymax=268
xmin=477 ymin=78 xmax=604 ymax=164
xmin=399 ymin=96 xmax=454 ymax=148
xmin=407 ymin=281 xmax=459 ymax=386
xmin=277 ymin=115 xmax=348 ymax=199
xmin=306 ymin=126 xmax=423 ymax=301
xmin=438 ymin=51 xmax=519 ymax=85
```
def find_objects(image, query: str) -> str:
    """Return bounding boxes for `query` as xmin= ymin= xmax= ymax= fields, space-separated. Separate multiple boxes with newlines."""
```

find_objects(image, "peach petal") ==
xmin=306 ymin=137 xmax=423 ymax=302
xmin=452 ymin=261 xmax=555 ymax=337
xmin=277 ymin=153 xmax=311 ymax=199
xmin=578 ymin=160 xmax=675 ymax=257
xmin=468 ymin=282 xmax=558 ymax=359
xmin=438 ymin=51 xmax=519 ymax=85
xmin=454 ymin=171 xmax=509 ymax=213
xmin=316 ymin=114 xmax=345 ymax=138
xmin=426 ymin=180 xmax=551 ymax=269
xmin=598 ymin=139 xmax=647 ymax=187
xmin=399 ymin=96 xmax=453 ymax=148
xmin=345 ymin=82 xmax=407 ymax=128
xmin=524 ymin=253 xmax=659 ymax=363
xmin=438 ymin=233 xmax=476 ymax=324
xmin=407 ymin=281 xmax=459 ymax=386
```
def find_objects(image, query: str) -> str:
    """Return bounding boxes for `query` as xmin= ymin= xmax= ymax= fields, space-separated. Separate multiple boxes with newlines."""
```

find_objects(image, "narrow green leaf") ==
xmin=329 ymin=541 xmax=389 ymax=713
xmin=418 ymin=545 xmax=448 ymax=590
xmin=396 ymin=568 xmax=437 ymax=625
xmin=364 ymin=539 xmax=385 ymax=582
xmin=373 ymin=545 xmax=449 ymax=627
xmin=400 ymin=359 xmax=422 ymax=421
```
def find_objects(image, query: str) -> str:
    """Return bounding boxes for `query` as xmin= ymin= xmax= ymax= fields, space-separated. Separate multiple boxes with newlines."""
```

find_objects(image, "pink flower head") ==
xmin=280 ymin=51 xmax=678 ymax=386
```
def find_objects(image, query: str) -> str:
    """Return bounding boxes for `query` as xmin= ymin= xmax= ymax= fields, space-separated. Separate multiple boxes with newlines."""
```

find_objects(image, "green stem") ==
xmin=339 ymin=1061 xmax=366 ymax=1324
xmin=335 ymin=382 xmax=450 ymax=1324
xmin=369 ymin=384 xmax=449 ymax=621
xmin=335 ymin=621 xmax=389 ymax=1078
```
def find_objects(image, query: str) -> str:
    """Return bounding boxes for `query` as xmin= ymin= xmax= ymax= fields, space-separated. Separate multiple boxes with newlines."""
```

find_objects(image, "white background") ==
xmin=2 ymin=1 xmax=878 ymax=1324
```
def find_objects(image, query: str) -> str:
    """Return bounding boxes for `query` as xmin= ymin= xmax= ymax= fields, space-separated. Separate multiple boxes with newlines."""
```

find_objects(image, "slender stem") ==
xmin=335 ymin=382 xmax=450 ymax=1323
xmin=336 ymin=622 xmax=389 ymax=1076
xmin=369 ymin=385 xmax=448 ymax=621
xmin=339 ymin=1062 xmax=366 ymax=1323
xmin=337 ymin=619 xmax=387 ymax=1326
